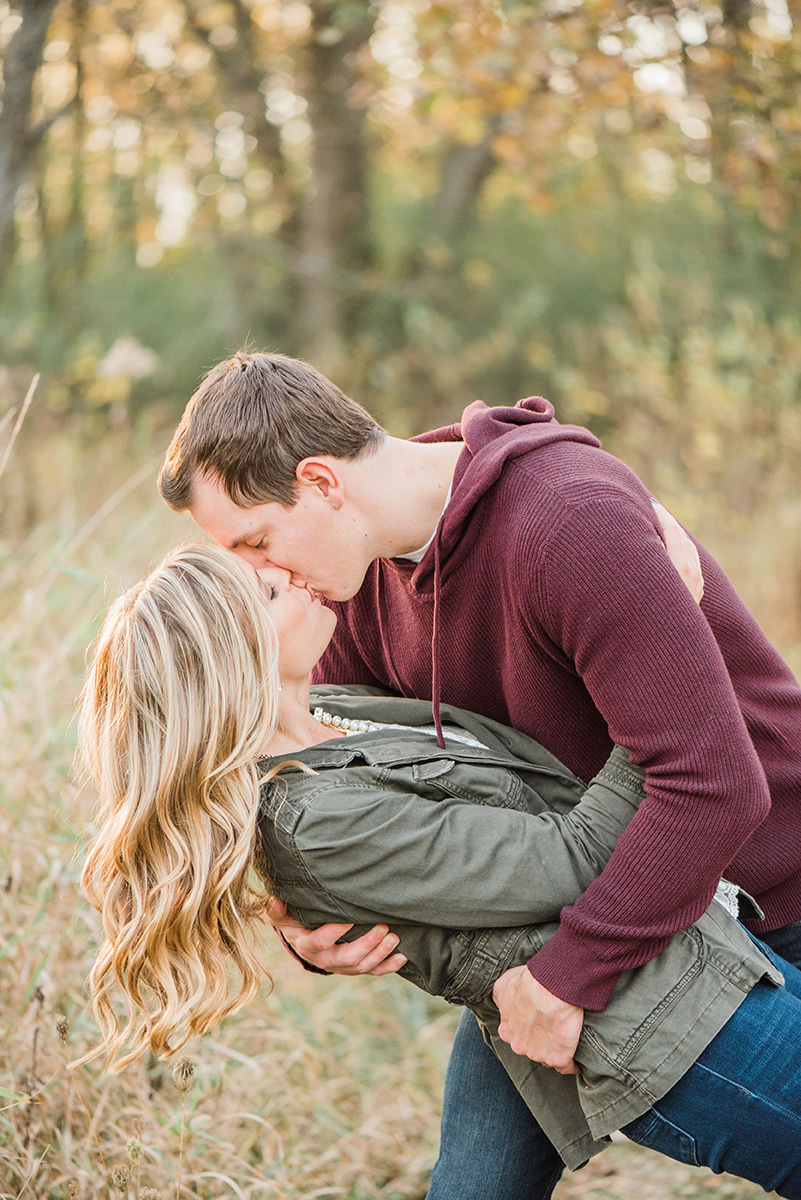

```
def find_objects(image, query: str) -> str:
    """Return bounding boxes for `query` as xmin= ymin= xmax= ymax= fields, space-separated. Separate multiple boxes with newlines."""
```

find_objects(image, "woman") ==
xmin=79 ymin=544 xmax=801 ymax=1196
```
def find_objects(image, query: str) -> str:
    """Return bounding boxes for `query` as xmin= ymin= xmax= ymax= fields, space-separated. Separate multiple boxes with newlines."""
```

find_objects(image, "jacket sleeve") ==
xmin=287 ymin=748 xmax=644 ymax=928
xmin=521 ymin=490 xmax=771 ymax=1009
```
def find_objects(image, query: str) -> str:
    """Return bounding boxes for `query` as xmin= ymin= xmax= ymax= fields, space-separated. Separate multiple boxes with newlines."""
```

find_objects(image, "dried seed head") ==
xmin=55 ymin=1016 xmax=71 ymax=1043
xmin=171 ymin=1057 xmax=195 ymax=1093
xmin=126 ymin=1137 xmax=142 ymax=1163
xmin=67 ymin=1182 xmax=80 ymax=1199
xmin=110 ymin=1165 xmax=130 ymax=1192
xmin=142 ymin=1190 xmax=162 ymax=1200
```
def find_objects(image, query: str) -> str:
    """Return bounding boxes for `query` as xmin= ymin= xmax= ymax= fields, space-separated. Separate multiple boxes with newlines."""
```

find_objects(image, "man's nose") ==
xmin=234 ymin=543 xmax=270 ymax=569
xmin=255 ymin=562 xmax=309 ymax=589
xmin=277 ymin=567 xmax=310 ymax=589
xmin=255 ymin=563 xmax=292 ymax=586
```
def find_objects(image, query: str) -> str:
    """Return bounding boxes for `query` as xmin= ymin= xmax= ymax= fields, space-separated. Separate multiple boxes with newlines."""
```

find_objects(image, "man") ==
xmin=158 ymin=350 xmax=801 ymax=1198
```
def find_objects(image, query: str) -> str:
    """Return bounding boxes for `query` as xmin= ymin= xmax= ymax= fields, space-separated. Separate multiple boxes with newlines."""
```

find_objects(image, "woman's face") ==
xmin=246 ymin=562 xmax=337 ymax=684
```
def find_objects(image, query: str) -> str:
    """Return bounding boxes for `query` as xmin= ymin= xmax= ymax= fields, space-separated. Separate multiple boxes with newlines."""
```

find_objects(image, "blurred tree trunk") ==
xmin=30 ymin=0 xmax=87 ymax=324
xmin=709 ymin=0 xmax=753 ymax=251
xmin=180 ymin=0 xmax=294 ymax=219
xmin=433 ymin=119 xmax=500 ymax=242
xmin=179 ymin=0 xmax=300 ymax=343
xmin=0 ymin=0 xmax=59 ymax=291
xmin=392 ymin=119 xmax=501 ymax=307
xmin=66 ymin=0 xmax=88 ymax=287
xmin=296 ymin=0 xmax=375 ymax=367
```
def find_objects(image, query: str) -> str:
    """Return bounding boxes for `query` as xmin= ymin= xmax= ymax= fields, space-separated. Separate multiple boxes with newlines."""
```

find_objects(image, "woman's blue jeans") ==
xmin=427 ymin=920 xmax=801 ymax=1200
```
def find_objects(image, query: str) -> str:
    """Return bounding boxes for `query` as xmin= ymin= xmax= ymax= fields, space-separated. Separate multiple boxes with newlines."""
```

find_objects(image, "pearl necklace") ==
xmin=312 ymin=707 xmax=380 ymax=734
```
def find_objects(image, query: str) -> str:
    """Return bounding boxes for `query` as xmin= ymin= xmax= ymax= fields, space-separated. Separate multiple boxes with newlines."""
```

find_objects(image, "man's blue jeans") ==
xmin=427 ymin=921 xmax=801 ymax=1200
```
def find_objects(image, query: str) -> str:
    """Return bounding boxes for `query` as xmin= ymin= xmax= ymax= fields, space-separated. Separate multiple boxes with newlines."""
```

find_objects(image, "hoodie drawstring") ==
xmin=431 ymin=532 xmax=445 ymax=748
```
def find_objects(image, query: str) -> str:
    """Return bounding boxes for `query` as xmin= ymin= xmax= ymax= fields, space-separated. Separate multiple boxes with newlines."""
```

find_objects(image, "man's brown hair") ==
xmin=158 ymin=351 xmax=385 ymax=510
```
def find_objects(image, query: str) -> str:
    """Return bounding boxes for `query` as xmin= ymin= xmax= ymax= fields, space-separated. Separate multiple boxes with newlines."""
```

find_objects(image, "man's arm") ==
xmin=493 ymin=498 xmax=707 ymax=1073
xmin=493 ymin=490 xmax=769 ymax=1065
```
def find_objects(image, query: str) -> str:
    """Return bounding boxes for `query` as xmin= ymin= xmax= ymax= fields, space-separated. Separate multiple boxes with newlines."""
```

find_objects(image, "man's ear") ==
xmin=295 ymin=457 xmax=345 ymax=508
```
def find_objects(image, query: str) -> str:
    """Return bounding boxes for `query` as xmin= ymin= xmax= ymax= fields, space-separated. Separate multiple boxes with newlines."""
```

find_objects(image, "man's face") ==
xmin=189 ymin=472 xmax=372 ymax=602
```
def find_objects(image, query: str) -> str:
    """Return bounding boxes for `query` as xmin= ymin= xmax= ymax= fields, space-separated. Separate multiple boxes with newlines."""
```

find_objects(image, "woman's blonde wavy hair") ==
xmin=79 ymin=543 xmax=281 ymax=1071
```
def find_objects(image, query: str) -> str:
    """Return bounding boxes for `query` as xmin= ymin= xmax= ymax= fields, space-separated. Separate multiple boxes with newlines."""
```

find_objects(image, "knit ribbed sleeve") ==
xmin=520 ymin=487 xmax=770 ymax=1009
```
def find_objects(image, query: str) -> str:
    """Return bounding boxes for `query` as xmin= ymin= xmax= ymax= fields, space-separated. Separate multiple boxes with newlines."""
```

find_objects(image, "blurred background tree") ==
xmin=1 ymin=6 xmax=800 ymax=1193
xmin=1 ymin=0 xmax=800 ymax=635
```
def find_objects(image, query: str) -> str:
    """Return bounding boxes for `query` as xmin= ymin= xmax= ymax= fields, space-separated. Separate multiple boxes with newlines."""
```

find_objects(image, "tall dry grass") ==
xmin=0 ymin=381 xmax=784 ymax=1198
xmin=0 ymin=394 xmax=448 ymax=1198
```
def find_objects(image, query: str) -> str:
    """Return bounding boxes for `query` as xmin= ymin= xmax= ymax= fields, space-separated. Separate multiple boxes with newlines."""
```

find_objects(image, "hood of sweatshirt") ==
xmin=411 ymin=396 xmax=601 ymax=592
xmin=407 ymin=396 xmax=601 ymax=743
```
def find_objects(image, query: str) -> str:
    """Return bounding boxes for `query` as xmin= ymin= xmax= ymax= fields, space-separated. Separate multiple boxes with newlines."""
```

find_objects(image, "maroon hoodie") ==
xmin=313 ymin=397 xmax=801 ymax=1010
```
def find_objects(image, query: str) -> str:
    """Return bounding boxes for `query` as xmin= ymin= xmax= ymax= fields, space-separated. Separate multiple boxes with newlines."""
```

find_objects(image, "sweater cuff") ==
xmin=526 ymin=931 xmax=623 ymax=1012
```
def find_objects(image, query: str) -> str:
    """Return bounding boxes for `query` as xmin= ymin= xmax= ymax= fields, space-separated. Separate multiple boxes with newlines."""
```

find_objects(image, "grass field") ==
xmin=0 ymin=396 xmax=791 ymax=1198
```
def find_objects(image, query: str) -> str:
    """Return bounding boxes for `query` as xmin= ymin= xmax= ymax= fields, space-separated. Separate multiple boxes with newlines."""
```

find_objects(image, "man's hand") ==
xmin=267 ymin=898 xmax=407 ymax=976
xmin=651 ymin=499 xmax=704 ymax=605
xmin=492 ymin=965 xmax=583 ymax=1075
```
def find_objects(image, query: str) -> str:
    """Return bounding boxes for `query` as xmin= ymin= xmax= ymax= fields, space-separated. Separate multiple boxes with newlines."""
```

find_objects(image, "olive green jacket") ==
xmin=258 ymin=686 xmax=782 ymax=1170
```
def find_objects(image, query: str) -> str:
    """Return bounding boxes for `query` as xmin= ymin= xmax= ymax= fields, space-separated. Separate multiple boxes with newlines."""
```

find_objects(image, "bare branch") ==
xmin=25 ymin=93 xmax=80 ymax=151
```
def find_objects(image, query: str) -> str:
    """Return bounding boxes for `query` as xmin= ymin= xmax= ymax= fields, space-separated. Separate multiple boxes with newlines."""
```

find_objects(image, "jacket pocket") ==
xmin=444 ymin=927 xmax=545 ymax=1006
xmin=580 ymin=926 xmax=706 ymax=1070
xmin=412 ymin=759 xmax=457 ymax=782
xmin=410 ymin=759 xmax=529 ymax=811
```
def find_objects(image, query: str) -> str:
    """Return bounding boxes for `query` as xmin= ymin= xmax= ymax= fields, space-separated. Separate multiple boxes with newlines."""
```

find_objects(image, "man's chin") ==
xmin=318 ymin=582 xmax=362 ymax=604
